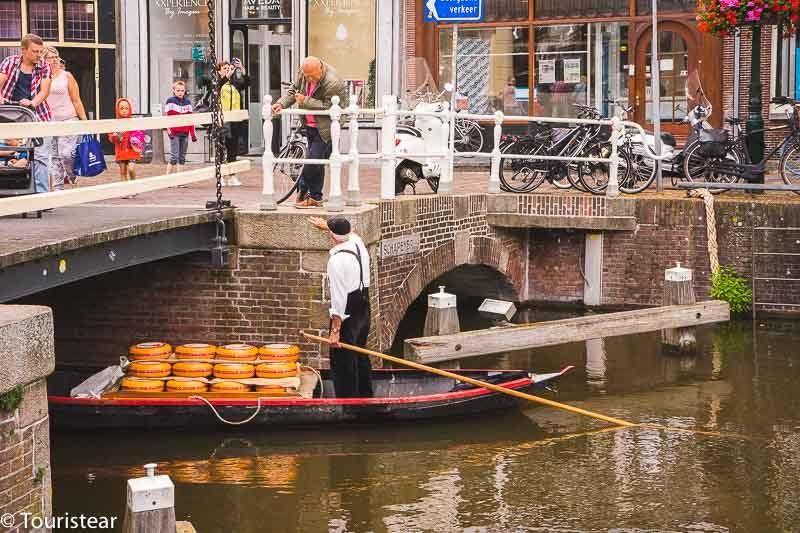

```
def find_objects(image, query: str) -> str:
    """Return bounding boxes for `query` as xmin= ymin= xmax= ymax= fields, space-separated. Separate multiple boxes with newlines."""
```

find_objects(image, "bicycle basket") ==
xmin=698 ymin=128 xmax=729 ymax=158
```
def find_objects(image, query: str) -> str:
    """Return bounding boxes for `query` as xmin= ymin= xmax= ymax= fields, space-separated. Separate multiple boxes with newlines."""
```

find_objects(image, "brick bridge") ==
xmin=7 ymin=190 xmax=800 ymax=367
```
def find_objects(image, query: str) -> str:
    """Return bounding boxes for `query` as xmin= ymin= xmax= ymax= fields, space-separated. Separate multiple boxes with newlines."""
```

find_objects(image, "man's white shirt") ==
xmin=327 ymin=234 xmax=371 ymax=321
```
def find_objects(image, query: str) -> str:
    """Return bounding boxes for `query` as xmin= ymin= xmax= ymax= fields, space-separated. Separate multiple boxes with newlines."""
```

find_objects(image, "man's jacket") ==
xmin=277 ymin=62 xmax=348 ymax=143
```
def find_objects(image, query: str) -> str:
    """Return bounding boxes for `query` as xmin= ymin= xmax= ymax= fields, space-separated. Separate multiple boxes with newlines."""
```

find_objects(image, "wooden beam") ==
xmin=404 ymin=301 xmax=731 ymax=363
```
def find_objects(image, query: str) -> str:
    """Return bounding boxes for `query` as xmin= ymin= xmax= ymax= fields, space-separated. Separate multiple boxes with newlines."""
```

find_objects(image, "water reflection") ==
xmin=51 ymin=320 xmax=800 ymax=532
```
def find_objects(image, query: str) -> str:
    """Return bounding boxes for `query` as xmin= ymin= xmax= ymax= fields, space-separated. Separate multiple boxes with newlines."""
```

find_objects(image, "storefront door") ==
xmin=633 ymin=23 xmax=697 ymax=135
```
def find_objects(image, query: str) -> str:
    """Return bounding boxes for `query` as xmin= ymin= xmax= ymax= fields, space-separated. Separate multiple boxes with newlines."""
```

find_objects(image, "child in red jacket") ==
xmin=108 ymin=97 xmax=143 ymax=197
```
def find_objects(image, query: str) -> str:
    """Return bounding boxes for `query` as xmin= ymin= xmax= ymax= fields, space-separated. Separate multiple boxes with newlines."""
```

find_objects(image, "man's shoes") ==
xmin=294 ymin=198 xmax=324 ymax=209
xmin=228 ymin=175 xmax=242 ymax=186
xmin=294 ymin=190 xmax=309 ymax=207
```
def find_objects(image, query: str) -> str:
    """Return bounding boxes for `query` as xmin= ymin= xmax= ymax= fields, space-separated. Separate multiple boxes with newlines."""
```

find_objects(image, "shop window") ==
xmin=535 ymin=0 xmax=627 ymax=19
xmin=771 ymin=28 xmax=799 ymax=118
xmin=484 ymin=0 xmax=528 ymax=21
xmin=440 ymin=27 xmax=530 ymax=116
xmin=636 ymin=0 xmax=694 ymax=14
xmin=0 ymin=2 xmax=21 ymax=41
xmin=533 ymin=25 xmax=588 ymax=117
xmin=65 ymin=1 xmax=95 ymax=42
xmin=589 ymin=23 xmax=629 ymax=119
xmin=308 ymin=0 xmax=375 ymax=108
xmin=28 ymin=1 xmax=58 ymax=41
xmin=644 ymin=31 xmax=688 ymax=123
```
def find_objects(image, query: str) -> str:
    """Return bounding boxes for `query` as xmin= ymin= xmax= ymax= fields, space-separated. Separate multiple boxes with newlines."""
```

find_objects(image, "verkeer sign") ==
xmin=423 ymin=0 xmax=484 ymax=22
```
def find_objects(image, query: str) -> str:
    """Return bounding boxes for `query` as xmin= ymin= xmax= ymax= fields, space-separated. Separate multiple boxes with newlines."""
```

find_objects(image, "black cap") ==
xmin=326 ymin=217 xmax=351 ymax=236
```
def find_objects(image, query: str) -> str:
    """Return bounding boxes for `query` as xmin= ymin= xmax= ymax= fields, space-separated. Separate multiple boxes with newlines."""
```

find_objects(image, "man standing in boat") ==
xmin=309 ymin=216 xmax=373 ymax=398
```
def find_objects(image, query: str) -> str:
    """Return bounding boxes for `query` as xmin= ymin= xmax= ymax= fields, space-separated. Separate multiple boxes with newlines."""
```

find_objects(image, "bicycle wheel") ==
xmin=499 ymin=141 xmax=547 ymax=193
xmin=619 ymin=144 xmax=657 ymax=194
xmin=275 ymin=142 xmax=307 ymax=204
xmin=780 ymin=142 xmax=800 ymax=195
xmin=455 ymin=120 xmax=485 ymax=153
xmin=577 ymin=142 xmax=632 ymax=195
xmin=682 ymin=141 xmax=742 ymax=195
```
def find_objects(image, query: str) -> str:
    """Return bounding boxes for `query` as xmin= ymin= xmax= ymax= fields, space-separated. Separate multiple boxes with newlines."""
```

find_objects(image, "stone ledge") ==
xmin=0 ymin=306 xmax=55 ymax=394
xmin=236 ymin=205 xmax=381 ymax=250
xmin=487 ymin=213 xmax=637 ymax=231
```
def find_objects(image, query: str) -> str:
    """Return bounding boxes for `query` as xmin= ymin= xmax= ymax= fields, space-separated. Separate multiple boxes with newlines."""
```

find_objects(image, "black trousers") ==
xmin=330 ymin=288 xmax=372 ymax=398
xmin=298 ymin=127 xmax=331 ymax=201
xmin=225 ymin=122 xmax=243 ymax=163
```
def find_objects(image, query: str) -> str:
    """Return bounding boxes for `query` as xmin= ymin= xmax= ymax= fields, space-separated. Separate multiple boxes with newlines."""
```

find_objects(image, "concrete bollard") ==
xmin=122 ymin=463 xmax=176 ymax=533
xmin=662 ymin=262 xmax=697 ymax=353
xmin=424 ymin=286 xmax=460 ymax=337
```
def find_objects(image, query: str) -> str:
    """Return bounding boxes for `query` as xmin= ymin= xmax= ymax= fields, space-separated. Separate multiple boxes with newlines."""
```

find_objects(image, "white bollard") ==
xmin=327 ymin=95 xmax=344 ymax=212
xmin=489 ymin=110 xmax=504 ymax=194
xmin=439 ymin=106 xmax=454 ymax=194
xmin=260 ymin=94 xmax=276 ymax=210
xmin=346 ymin=99 xmax=361 ymax=206
xmin=380 ymin=95 xmax=398 ymax=199
xmin=606 ymin=116 xmax=622 ymax=198
xmin=122 ymin=463 xmax=175 ymax=533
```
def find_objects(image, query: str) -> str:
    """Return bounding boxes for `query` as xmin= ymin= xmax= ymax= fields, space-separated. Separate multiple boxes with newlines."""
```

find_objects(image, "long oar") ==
xmin=300 ymin=331 xmax=636 ymax=428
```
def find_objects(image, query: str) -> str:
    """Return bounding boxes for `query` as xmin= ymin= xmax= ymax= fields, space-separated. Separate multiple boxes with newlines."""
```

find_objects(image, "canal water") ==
xmin=50 ymin=319 xmax=800 ymax=532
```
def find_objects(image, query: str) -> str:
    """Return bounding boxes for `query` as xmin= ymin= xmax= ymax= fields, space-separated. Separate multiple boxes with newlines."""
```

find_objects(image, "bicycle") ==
xmin=273 ymin=118 xmax=308 ymax=205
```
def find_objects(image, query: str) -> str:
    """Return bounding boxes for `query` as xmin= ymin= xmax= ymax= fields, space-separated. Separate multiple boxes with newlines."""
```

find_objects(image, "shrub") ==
xmin=710 ymin=266 xmax=752 ymax=315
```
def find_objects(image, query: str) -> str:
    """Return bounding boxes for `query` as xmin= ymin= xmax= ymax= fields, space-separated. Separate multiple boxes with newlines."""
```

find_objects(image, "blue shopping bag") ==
xmin=73 ymin=134 xmax=107 ymax=177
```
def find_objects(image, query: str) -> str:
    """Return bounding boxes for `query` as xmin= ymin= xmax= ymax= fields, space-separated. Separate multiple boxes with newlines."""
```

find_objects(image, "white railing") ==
xmin=0 ymin=111 xmax=250 ymax=217
xmin=260 ymin=94 xmax=674 ymax=211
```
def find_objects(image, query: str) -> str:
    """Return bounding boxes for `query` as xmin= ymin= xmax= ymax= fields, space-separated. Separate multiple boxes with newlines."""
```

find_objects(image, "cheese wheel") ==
xmin=128 ymin=361 xmax=171 ymax=378
xmin=166 ymin=380 xmax=208 ymax=393
xmin=129 ymin=342 xmax=172 ymax=361
xmin=172 ymin=362 xmax=213 ymax=378
xmin=254 ymin=384 xmax=288 ymax=393
xmin=258 ymin=343 xmax=300 ymax=363
xmin=255 ymin=362 xmax=298 ymax=379
xmin=216 ymin=344 xmax=258 ymax=361
xmin=120 ymin=377 xmax=165 ymax=392
xmin=213 ymin=363 xmax=255 ymax=379
xmin=175 ymin=343 xmax=217 ymax=360
xmin=210 ymin=381 xmax=251 ymax=392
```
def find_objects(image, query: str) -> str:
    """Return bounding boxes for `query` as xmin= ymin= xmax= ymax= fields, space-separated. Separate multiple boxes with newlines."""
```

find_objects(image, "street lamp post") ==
xmin=746 ymin=25 xmax=765 ymax=182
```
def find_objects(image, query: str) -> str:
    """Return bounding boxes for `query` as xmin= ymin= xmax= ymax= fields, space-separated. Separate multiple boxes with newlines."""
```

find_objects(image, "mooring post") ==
xmin=662 ymin=262 xmax=697 ymax=353
xmin=122 ymin=463 xmax=176 ymax=533
xmin=424 ymin=286 xmax=460 ymax=337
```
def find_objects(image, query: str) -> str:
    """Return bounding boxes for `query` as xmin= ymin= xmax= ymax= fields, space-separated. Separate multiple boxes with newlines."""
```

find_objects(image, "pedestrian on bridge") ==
xmin=309 ymin=215 xmax=373 ymax=398
xmin=272 ymin=57 xmax=348 ymax=209
xmin=218 ymin=58 xmax=249 ymax=186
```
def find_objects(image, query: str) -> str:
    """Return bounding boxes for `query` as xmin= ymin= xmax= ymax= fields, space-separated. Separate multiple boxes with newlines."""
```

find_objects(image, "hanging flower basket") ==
xmin=696 ymin=0 xmax=800 ymax=37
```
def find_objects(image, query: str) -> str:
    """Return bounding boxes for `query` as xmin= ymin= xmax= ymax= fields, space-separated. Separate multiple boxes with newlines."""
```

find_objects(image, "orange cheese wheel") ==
xmin=254 ymin=384 xmax=289 ymax=393
xmin=255 ymin=362 xmax=298 ymax=379
xmin=172 ymin=362 xmax=213 ymax=378
xmin=166 ymin=380 xmax=208 ymax=393
xmin=258 ymin=343 xmax=300 ymax=363
xmin=216 ymin=344 xmax=258 ymax=361
xmin=121 ymin=377 xmax=165 ymax=392
xmin=175 ymin=343 xmax=217 ymax=359
xmin=213 ymin=363 xmax=255 ymax=379
xmin=210 ymin=381 xmax=252 ymax=392
xmin=129 ymin=342 xmax=172 ymax=361
xmin=128 ymin=361 xmax=172 ymax=378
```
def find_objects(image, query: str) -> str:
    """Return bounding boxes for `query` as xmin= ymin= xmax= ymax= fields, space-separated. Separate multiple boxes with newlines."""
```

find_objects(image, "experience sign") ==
xmin=423 ymin=0 xmax=484 ymax=22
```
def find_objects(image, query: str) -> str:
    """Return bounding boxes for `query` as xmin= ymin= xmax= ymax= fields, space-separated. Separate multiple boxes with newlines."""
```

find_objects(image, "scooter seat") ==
xmin=397 ymin=124 xmax=423 ymax=138
xmin=660 ymin=132 xmax=677 ymax=147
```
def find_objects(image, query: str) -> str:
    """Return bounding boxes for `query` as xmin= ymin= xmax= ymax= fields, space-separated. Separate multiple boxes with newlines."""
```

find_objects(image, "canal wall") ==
xmin=0 ymin=305 xmax=54 ymax=529
xmin=15 ymin=194 xmax=800 ymax=367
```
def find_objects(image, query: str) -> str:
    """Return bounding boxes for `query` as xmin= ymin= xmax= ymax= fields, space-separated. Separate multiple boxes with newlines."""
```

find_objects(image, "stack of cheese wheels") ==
xmin=216 ymin=344 xmax=258 ymax=361
xmin=128 ymin=342 xmax=172 ymax=361
xmin=172 ymin=361 xmax=213 ymax=378
xmin=175 ymin=343 xmax=217 ymax=360
xmin=210 ymin=381 xmax=252 ymax=392
xmin=128 ymin=361 xmax=172 ymax=378
xmin=166 ymin=380 xmax=208 ymax=393
xmin=256 ymin=343 xmax=299 ymax=379
xmin=121 ymin=376 xmax=165 ymax=392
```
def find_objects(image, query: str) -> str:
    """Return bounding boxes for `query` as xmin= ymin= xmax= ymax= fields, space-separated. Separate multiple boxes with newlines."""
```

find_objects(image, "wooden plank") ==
xmin=404 ymin=301 xmax=730 ymax=364
xmin=675 ymin=182 xmax=800 ymax=191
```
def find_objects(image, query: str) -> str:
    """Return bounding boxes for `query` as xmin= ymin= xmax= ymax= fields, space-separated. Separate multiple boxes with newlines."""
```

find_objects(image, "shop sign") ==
xmin=424 ymin=0 xmax=484 ymax=22
xmin=241 ymin=0 xmax=286 ymax=18
xmin=153 ymin=0 xmax=208 ymax=19
xmin=380 ymin=235 xmax=420 ymax=259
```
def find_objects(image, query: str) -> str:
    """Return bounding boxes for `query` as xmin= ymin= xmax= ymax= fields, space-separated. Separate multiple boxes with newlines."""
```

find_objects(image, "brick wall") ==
xmin=529 ymin=229 xmax=586 ymax=303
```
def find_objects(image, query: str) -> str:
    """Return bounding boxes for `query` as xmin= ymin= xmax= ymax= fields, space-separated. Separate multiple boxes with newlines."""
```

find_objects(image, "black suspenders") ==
xmin=334 ymin=244 xmax=364 ymax=290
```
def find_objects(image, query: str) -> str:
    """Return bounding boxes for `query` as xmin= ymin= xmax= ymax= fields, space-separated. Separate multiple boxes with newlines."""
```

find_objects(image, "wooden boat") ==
xmin=47 ymin=366 xmax=573 ymax=430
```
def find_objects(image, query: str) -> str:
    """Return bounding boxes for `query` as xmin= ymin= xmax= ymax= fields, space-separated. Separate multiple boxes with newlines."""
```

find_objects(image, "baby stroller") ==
xmin=0 ymin=104 xmax=44 ymax=217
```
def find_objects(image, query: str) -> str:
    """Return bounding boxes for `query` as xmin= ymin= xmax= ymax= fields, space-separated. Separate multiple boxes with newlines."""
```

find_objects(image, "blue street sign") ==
xmin=423 ymin=0 xmax=484 ymax=22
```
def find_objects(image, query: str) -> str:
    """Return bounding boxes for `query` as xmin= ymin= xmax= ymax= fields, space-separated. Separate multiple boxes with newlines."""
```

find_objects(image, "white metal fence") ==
xmin=261 ymin=94 xmax=672 ymax=212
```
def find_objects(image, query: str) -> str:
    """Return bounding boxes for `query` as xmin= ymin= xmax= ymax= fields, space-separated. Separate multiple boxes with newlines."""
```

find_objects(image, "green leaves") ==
xmin=710 ymin=266 xmax=752 ymax=315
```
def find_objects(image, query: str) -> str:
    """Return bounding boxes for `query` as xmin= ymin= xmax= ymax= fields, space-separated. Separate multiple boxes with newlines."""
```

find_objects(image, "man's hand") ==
xmin=308 ymin=216 xmax=329 ymax=232
xmin=19 ymin=98 xmax=33 ymax=107
xmin=329 ymin=328 xmax=341 ymax=348
xmin=294 ymin=93 xmax=306 ymax=105
xmin=271 ymin=103 xmax=283 ymax=114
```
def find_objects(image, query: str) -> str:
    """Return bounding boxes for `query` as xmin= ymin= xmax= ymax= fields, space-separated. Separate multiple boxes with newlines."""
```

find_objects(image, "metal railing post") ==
xmin=489 ymin=110 xmax=504 ymax=194
xmin=380 ymin=95 xmax=398 ymax=199
xmin=439 ymin=104 xmax=454 ymax=194
xmin=346 ymin=99 xmax=361 ymax=206
xmin=606 ymin=116 xmax=622 ymax=198
xmin=327 ymin=96 xmax=344 ymax=212
xmin=260 ymin=94 xmax=276 ymax=210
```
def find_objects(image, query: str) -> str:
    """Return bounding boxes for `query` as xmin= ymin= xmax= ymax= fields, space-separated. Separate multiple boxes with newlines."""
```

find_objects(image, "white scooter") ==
xmin=394 ymin=83 xmax=454 ymax=194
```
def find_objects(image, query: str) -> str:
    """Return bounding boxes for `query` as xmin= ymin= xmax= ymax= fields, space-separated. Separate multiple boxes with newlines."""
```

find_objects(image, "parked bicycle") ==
xmin=273 ymin=117 xmax=308 ymax=204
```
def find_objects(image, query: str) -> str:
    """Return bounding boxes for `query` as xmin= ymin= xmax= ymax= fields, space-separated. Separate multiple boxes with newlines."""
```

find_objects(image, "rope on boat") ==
xmin=189 ymin=396 xmax=264 ymax=426
xmin=301 ymin=365 xmax=324 ymax=398
xmin=688 ymin=188 xmax=720 ymax=275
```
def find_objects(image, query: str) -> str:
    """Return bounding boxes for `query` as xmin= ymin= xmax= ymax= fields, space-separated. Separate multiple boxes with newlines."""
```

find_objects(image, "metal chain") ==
xmin=206 ymin=0 xmax=227 ymax=266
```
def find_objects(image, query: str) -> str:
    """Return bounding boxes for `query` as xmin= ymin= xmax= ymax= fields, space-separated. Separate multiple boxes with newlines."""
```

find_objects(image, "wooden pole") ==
xmin=300 ymin=331 xmax=636 ymax=427
xmin=662 ymin=262 xmax=697 ymax=352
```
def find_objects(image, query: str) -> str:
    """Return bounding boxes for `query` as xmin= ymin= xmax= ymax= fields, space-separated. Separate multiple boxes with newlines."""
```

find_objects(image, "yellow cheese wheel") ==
xmin=120 ymin=377 xmax=165 ymax=392
xmin=175 ymin=343 xmax=217 ymax=359
xmin=255 ymin=362 xmax=298 ymax=379
xmin=216 ymin=344 xmax=258 ymax=361
xmin=128 ymin=361 xmax=172 ymax=378
xmin=166 ymin=380 xmax=208 ymax=393
xmin=213 ymin=363 xmax=255 ymax=379
xmin=254 ymin=384 xmax=289 ymax=394
xmin=210 ymin=381 xmax=252 ymax=392
xmin=172 ymin=362 xmax=213 ymax=378
xmin=129 ymin=342 xmax=172 ymax=361
xmin=258 ymin=343 xmax=300 ymax=363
